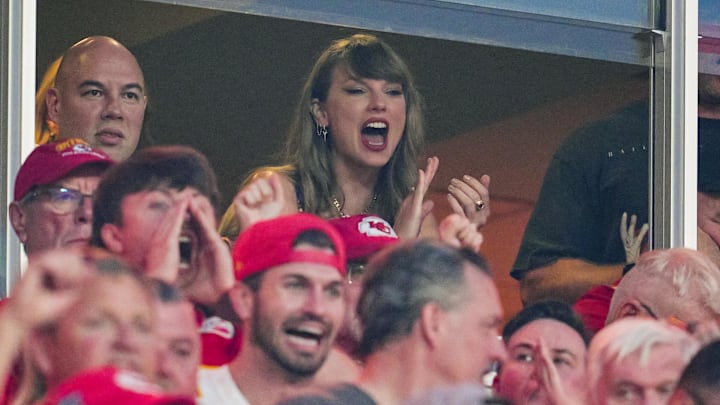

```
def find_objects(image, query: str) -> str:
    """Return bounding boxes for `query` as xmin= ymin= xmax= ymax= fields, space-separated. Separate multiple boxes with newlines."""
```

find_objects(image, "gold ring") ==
xmin=475 ymin=200 xmax=485 ymax=211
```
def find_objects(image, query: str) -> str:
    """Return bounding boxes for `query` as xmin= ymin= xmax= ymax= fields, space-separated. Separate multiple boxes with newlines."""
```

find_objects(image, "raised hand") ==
xmin=143 ymin=189 xmax=193 ymax=284
xmin=0 ymin=248 xmax=92 ymax=396
xmin=448 ymin=174 xmax=491 ymax=228
xmin=535 ymin=338 xmax=589 ymax=405
xmin=394 ymin=156 xmax=439 ymax=239
xmin=233 ymin=173 xmax=291 ymax=232
xmin=183 ymin=194 xmax=234 ymax=305
xmin=142 ymin=190 xmax=233 ymax=305
xmin=6 ymin=248 xmax=90 ymax=331
xmin=620 ymin=212 xmax=649 ymax=265
xmin=438 ymin=213 xmax=484 ymax=252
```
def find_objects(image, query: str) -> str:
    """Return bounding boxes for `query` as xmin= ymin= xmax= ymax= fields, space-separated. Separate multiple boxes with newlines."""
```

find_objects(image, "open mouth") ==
xmin=285 ymin=323 xmax=326 ymax=350
xmin=361 ymin=120 xmax=388 ymax=151
xmin=178 ymin=235 xmax=193 ymax=269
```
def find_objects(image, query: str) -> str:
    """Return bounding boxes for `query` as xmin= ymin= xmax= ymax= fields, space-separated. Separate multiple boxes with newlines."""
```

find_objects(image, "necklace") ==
xmin=331 ymin=193 xmax=378 ymax=218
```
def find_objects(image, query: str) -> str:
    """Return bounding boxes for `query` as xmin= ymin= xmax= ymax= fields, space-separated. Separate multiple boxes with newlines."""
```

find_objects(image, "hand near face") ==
xmin=184 ymin=194 xmax=234 ymax=305
xmin=142 ymin=190 xmax=192 ymax=284
xmin=233 ymin=173 xmax=292 ymax=232
xmin=448 ymin=174 xmax=491 ymax=228
xmin=535 ymin=338 xmax=588 ymax=405
xmin=438 ymin=213 xmax=484 ymax=252
xmin=394 ymin=156 xmax=438 ymax=239
xmin=3 ymin=248 xmax=90 ymax=333
xmin=142 ymin=190 xmax=233 ymax=304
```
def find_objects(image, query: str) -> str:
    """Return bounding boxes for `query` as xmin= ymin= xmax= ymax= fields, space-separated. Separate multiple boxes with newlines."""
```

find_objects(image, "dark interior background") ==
xmin=37 ymin=0 xmax=646 ymax=205
xmin=37 ymin=0 xmax=649 ymax=318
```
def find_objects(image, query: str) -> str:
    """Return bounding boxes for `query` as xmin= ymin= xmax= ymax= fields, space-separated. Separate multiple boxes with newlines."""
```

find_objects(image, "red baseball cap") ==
xmin=14 ymin=138 xmax=114 ymax=201
xmin=233 ymin=213 xmax=346 ymax=281
xmin=328 ymin=214 xmax=399 ymax=261
xmin=41 ymin=367 xmax=194 ymax=405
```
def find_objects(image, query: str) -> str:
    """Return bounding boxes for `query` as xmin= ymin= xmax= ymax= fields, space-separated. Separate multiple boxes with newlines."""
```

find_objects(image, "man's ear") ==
xmin=46 ymin=88 xmax=61 ymax=122
xmin=8 ymin=202 xmax=29 ymax=244
xmin=419 ymin=302 xmax=445 ymax=349
xmin=617 ymin=300 xmax=642 ymax=319
xmin=310 ymin=99 xmax=328 ymax=127
xmin=100 ymin=223 xmax=125 ymax=254
xmin=228 ymin=282 xmax=255 ymax=322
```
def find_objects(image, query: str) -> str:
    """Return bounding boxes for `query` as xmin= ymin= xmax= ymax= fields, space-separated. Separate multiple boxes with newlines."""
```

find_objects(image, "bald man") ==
xmin=46 ymin=36 xmax=147 ymax=161
xmin=606 ymin=248 xmax=720 ymax=328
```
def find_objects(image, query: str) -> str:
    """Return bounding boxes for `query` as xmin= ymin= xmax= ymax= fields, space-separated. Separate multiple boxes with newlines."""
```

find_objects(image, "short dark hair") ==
xmin=502 ymin=301 xmax=589 ymax=345
xmin=357 ymin=240 xmax=490 ymax=358
xmin=91 ymin=145 xmax=220 ymax=247
xmin=676 ymin=340 xmax=720 ymax=401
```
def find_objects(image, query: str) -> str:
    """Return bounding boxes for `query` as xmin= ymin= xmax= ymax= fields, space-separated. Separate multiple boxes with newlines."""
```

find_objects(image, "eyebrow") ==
xmin=511 ymin=342 xmax=578 ymax=359
xmin=78 ymin=80 xmax=105 ymax=89
xmin=123 ymin=83 xmax=145 ymax=93
xmin=78 ymin=80 xmax=145 ymax=93
xmin=342 ymin=75 xmax=366 ymax=85
xmin=283 ymin=273 xmax=343 ymax=287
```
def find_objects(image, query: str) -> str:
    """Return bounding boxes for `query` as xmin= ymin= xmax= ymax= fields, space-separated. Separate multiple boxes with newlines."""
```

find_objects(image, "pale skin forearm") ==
xmin=519 ymin=258 xmax=623 ymax=305
xmin=0 ymin=309 xmax=27 ymax=396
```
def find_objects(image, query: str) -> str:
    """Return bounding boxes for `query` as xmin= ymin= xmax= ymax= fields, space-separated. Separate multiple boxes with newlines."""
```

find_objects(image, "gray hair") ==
xmin=608 ymin=248 xmax=720 ymax=323
xmin=357 ymin=240 xmax=490 ymax=358
xmin=587 ymin=318 xmax=698 ymax=403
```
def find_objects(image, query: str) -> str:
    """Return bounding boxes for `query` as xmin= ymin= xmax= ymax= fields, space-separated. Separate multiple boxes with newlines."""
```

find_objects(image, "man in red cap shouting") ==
xmin=197 ymin=213 xmax=347 ymax=405
xmin=9 ymin=138 xmax=113 ymax=255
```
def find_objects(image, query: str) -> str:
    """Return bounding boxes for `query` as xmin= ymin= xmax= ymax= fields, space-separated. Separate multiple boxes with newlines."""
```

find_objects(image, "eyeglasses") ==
xmin=639 ymin=302 xmax=658 ymax=319
xmin=22 ymin=186 xmax=94 ymax=215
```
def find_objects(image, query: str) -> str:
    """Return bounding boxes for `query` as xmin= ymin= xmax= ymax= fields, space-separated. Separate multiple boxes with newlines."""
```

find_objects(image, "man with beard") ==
xmin=196 ymin=213 xmax=347 ymax=405
xmin=280 ymin=240 xmax=507 ymax=405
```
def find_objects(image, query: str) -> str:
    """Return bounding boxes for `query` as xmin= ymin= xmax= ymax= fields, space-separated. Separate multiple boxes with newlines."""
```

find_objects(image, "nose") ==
xmin=75 ymin=195 xmax=93 ymax=224
xmin=102 ymin=94 xmax=123 ymax=120
xmin=303 ymin=287 xmax=332 ymax=318
xmin=156 ymin=347 xmax=174 ymax=382
xmin=113 ymin=323 xmax=143 ymax=353
xmin=368 ymin=90 xmax=387 ymax=112
xmin=492 ymin=335 xmax=508 ymax=364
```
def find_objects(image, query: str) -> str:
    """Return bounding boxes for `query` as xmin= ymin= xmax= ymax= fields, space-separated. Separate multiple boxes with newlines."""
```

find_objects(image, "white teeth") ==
xmin=179 ymin=235 xmax=191 ymax=242
xmin=365 ymin=122 xmax=387 ymax=129
xmin=368 ymin=139 xmax=384 ymax=146
xmin=297 ymin=325 xmax=323 ymax=335
xmin=288 ymin=335 xmax=320 ymax=348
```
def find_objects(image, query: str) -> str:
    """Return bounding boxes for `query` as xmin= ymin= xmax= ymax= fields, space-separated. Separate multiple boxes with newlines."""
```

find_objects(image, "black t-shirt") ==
xmin=513 ymin=101 xmax=720 ymax=279
xmin=512 ymin=101 xmax=650 ymax=279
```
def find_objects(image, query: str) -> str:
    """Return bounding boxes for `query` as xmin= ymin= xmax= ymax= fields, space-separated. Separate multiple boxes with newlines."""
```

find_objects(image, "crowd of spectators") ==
xmin=2 ymin=33 xmax=719 ymax=405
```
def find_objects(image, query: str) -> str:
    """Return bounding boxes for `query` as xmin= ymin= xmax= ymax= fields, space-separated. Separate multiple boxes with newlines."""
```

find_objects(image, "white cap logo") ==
xmin=357 ymin=216 xmax=398 ymax=239
xmin=72 ymin=143 xmax=93 ymax=153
